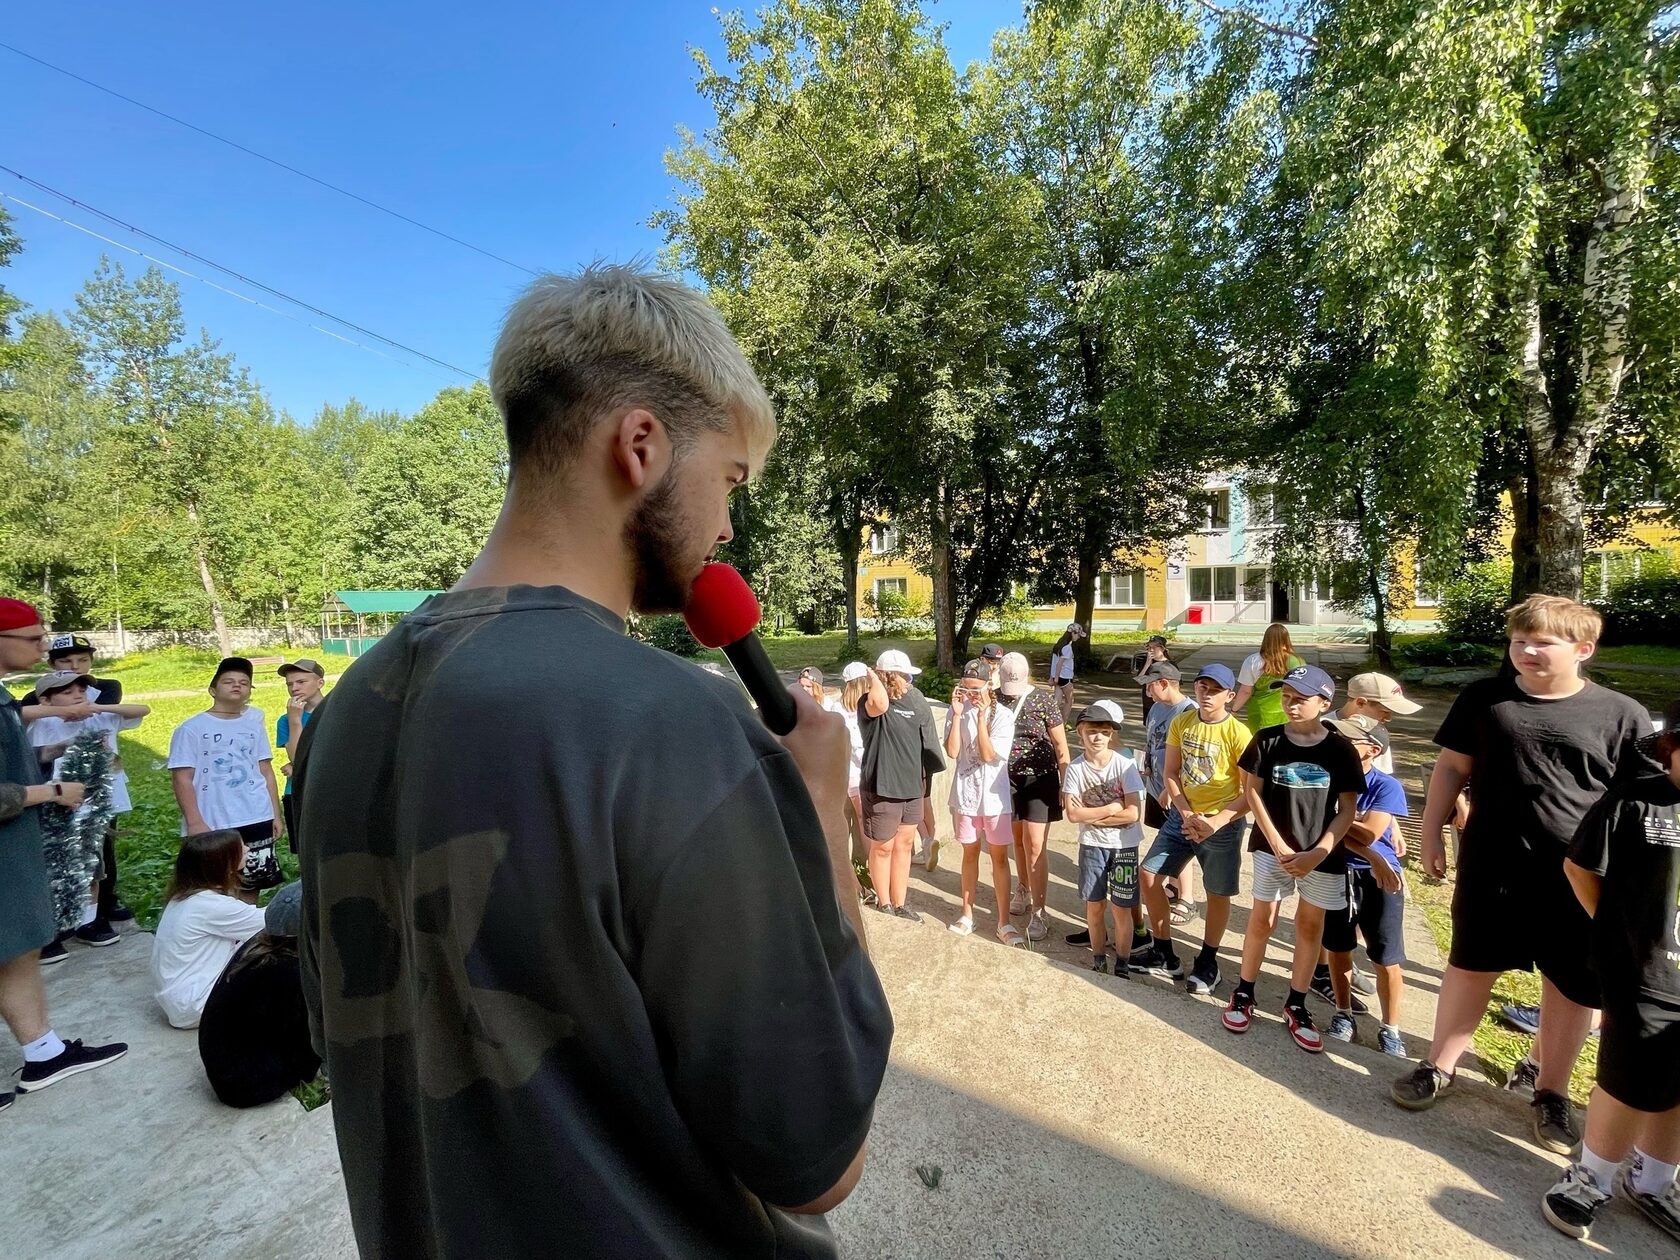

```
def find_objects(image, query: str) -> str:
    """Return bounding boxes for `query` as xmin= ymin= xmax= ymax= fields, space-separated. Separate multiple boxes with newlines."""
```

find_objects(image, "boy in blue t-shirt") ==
xmin=275 ymin=659 xmax=327 ymax=852
xmin=1321 ymin=717 xmax=1410 ymax=1057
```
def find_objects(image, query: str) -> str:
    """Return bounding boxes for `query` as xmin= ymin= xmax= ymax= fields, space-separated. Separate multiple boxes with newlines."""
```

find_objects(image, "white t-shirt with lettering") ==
xmin=166 ymin=708 xmax=274 ymax=831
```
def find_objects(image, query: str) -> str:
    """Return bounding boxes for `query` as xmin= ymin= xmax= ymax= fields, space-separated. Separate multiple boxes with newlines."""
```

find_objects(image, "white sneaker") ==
xmin=1026 ymin=909 xmax=1047 ymax=941
xmin=1009 ymin=886 xmax=1029 ymax=916
xmin=923 ymin=839 xmax=940 ymax=872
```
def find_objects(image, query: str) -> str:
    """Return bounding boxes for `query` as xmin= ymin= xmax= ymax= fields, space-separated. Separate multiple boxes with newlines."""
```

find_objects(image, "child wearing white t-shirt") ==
xmin=944 ymin=661 xmax=1018 ymax=944
xmin=28 ymin=669 xmax=151 ymax=946
xmin=167 ymin=657 xmax=284 ymax=901
xmin=1062 ymin=700 xmax=1146 ymax=975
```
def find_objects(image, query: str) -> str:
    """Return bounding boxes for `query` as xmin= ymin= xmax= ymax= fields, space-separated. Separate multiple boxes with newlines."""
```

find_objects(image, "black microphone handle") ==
xmin=722 ymin=632 xmax=799 ymax=735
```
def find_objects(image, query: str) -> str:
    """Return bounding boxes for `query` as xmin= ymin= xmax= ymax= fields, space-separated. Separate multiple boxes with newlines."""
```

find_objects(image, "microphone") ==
xmin=683 ymin=563 xmax=800 ymax=735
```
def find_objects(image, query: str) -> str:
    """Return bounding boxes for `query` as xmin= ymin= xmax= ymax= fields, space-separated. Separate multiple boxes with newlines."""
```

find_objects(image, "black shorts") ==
xmin=859 ymin=791 xmax=924 ymax=842
xmin=1448 ymin=849 xmax=1600 ymax=1009
xmin=281 ymin=795 xmax=299 ymax=855
xmin=1010 ymin=771 xmax=1064 ymax=825
xmin=234 ymin=820 xmax=284 ymax=892
xmin=1597 ymin=993 xmax=1680 ymax=1113
xmin=1144 ymin=794 xmax=1167 ymax=831
xmin=1323 ymin=866 xmax=1407 ymax=966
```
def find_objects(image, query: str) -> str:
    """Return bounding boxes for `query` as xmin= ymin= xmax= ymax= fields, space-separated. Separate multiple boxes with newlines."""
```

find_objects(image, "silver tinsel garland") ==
xmin=38 ymin=731 xmax=115 ymax=932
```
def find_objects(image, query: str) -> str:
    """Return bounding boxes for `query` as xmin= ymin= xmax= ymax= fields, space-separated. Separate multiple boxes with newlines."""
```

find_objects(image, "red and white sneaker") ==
xmin=1284 ymin=1004 xmax=1324 ymax=1053
xmin=1222 ymin=990 xmax=1255 ymax=1034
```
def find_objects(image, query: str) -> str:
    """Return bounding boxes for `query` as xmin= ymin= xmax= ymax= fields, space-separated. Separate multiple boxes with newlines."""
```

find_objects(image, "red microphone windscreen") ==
xmin=682 ymin=563 xmax=762 ymax=648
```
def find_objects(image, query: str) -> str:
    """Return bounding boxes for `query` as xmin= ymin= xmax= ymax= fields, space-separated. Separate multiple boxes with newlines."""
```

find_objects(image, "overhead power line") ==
xmin=0 ymin=40 xmax=542 ymax=277
xmin=0 ymin=168 xmax=479 ymax=382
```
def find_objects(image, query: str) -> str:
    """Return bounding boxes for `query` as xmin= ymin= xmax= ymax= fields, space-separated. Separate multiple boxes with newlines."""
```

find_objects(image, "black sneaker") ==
xmin=1391 ymin=1061 xmax=1454 ymax=1111
xmin=39 ymin=939 xmax=68 ymax=965
xmin=1309 ymin=971 xmax=1370 ymax=1015
xmin=104 ymin=903 xmax=136 ymax=923
xmin=1090 ymin=951 xmax=1109 ymax=974
xmin=1065 ymin=928 xmax=1091 ymax=945
xmin=1618 ymin=1161 xmax=1680 ymax=1243
xmin=1541 ymin=1162 xmax=1609 ymax=1240
xmin=1532 ymin=1090 xmax=1581 ymax=1155
xmin=1185 ymin=953 xmax=1221 ymax=996
xmin=892 ymin=905 xmax=924 ymax=925
xmin=15 ymin=1039 xmax=128 ymax=1093
xmin=0 ymin=1090 xmax=12 ymax=1113
xmin=1113 ymin=953 xmax=1130 ymax=979
xmin=1129 ymin=940 xmax=1160 ymax=968
xmin=73 ymin=919 xmax=120 ymax=948
xmin=1147 ymin=952 xmax=1184 ymax=981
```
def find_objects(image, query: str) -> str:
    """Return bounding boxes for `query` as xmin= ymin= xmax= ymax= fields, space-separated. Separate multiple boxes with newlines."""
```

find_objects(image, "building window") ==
xmin=1242 ymin=567 xmax=1269 ymax=604
xmin=1414 ymin=562 xmax=1441 ymax=607
xmin=872 ymin=577 xmax=907 ymax=604
xmin=1198 ymin=489 xmax=1231 ymax=532
xmin=1095 ymin=570 xmax=1145 ymax=608
xmin=1245 ymin=486 xmax=1275 ymax=527
xmin=868 ymin=525 xmax=900 ymax=555
xmin=1189 ymin=565 xmax=1238 ymax=603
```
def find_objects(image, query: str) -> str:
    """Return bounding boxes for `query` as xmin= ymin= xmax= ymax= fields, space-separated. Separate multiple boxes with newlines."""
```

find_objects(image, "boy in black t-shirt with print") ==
xmin=1392 ymin=596 xmax=1650 ymax=1157
xmin=1222 ymin=665 xmax=1364 ymax=1054
xmin=1540 ymin=699 xmax=1680 ymax=1243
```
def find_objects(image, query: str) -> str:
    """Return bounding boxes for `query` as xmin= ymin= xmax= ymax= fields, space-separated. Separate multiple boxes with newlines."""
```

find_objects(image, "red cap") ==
xmin=682 ymin=563 xmax=761 ymax=648
xmin=0 ymin=598 xmax=43 ymax=633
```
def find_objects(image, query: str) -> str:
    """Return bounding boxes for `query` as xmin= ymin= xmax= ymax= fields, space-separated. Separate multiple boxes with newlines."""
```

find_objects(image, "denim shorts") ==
xmin=1079 ymin=845 xmax=1139 ymax=907
xmin=1141 ymin=809 xmax=1246 ymax=897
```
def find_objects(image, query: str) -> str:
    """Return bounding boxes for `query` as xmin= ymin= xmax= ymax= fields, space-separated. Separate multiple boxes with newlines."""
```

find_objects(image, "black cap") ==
xmin=960 ymin=659 xmax=991 ymax=681
xmin=47 ymin=633 xmax=94 ymax=661
xmin=211 ymin=656 xmax=254 ymax=686
xmin=1135 ymin=661 xmax=1182 ymax=685
xmin=980 ymin=643 xmax=1004 ymax=661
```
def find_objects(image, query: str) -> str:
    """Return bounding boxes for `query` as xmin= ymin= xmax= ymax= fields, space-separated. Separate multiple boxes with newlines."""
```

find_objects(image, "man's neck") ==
xmin=1087 ymin=747 xmax=1114 ymax=768
xmin=456 ymin=499 xmax=634 ymax=618
xmin=1285 ymin=719 xmax=1327 ymax=740
xmin=1198 ymin=708 xmax=1229 ymax=724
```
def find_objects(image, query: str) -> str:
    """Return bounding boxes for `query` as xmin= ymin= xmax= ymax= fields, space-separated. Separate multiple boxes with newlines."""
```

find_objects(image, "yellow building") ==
xmin=855 ymin=479 xmax=1678 ymax=638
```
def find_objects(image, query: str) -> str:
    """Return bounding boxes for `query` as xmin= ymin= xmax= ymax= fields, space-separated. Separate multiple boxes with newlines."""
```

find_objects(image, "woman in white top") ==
xmin=151 ymin=829 xmax=267 ymax=1029
xmin=944 ymin=660 xmax=1018 ymax=944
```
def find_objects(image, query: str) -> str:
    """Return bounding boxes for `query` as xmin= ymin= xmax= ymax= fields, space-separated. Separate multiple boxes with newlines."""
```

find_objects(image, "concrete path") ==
xmin=3 ymin=819 xmax=1661 ymax=1257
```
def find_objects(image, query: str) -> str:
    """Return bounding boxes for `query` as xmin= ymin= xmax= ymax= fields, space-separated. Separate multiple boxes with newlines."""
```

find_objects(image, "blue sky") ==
xmin=4 ymin=1 xmax=1023 ymax=420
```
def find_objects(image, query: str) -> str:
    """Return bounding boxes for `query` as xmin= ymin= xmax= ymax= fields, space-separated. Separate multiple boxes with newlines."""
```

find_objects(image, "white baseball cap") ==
xmin=875 ymin=648 xmax=921 ymax=676
xmin=841 ymin=661 xmax=869 ymax=682
xmin=1077 ymin=698 xmax=1126 ymax=726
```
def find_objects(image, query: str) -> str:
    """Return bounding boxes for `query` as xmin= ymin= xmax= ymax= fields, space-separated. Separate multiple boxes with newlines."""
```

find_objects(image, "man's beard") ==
xmin=626 ymin=474 xmax=701 ymax=614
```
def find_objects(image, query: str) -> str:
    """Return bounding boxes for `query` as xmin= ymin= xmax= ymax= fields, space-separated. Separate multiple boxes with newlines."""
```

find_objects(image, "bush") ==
xmin=1437 ymin=560 xmax=1513 ymax=643
xmin=637 ymin=614 xmax=701 ymax=657
xmin=1397 ymin=635 xmax=1500 ymax=667
xmin=1592 ymin=572 xmax=1680 ymax=645
xmin=981 ymin=590 xmax=1034 ymax=642
xmin=864 ymin=589 xmax=929 ymax=638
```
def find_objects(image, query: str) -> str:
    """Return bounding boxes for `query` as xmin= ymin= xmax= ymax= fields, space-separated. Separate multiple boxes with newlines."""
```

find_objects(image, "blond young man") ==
xmin=1392 ymin=596 xmax=1651 ymax=1158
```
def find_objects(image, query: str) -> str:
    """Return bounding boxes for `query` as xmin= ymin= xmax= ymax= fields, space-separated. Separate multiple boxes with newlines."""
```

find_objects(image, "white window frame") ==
xmin=1094 ymin=569 xmax=1146 ymax=608
xmin=871 ymin=577 xmax=907 ymax=604
xmin=1199 ymin=488 xmax=1231 ymax=532
xmin=1189 ymin=565 xmax=1238 ymax=604
xmin=1244 ymin=485 xmax=1275 ymax=528
xmin=1413 ymin=561 xmax=1441 ymax=608
xmin=868 ymin=525 xmax=900 ymax=555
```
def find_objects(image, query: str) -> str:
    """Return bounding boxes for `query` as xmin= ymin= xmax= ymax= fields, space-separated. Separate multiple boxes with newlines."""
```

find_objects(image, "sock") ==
xmin=1132 ymin=924 xmax=1150 ymax=942
xmin=1579 ymin=1144 xmax=1620 ymax=1192
xmin=1286 ymin=988 xmax=1308 ymax=1011
xmin=1336 ymin=1007 xmax=1353 ymax=1019
xmin=78 ymin=901 xmax=97 ymax=927
xmin=22 ymin=1030 xmax=65 ymax=1063
xmin=1234 ymin=977 xmax=1255 ymax=1000
xmin=1633 ymin=1149 xmax=1679 ymax=1196
xmin=1152 ymin=934 xmax=1179 ymax=962
xmin=1313 ymin=961 xmax=1331 ymax=980
xmin=1196 ymin=942 xmax=1218 ymax=965
xmin=1381 ymin=1023 xmax=1401 ymax=1037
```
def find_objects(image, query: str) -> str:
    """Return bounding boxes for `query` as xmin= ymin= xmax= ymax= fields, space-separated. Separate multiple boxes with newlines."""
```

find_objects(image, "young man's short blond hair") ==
xmin=1506 ymin=593 xmax=1603 ymax=645
xmin=489 ymin=263 xmax=776 ymax=485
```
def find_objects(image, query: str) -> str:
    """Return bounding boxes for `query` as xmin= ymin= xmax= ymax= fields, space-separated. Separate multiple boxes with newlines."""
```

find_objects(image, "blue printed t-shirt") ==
xmin=275 ymin=709 xmax=312 ymax=796
xmin=1350 ymin=766 xmax=1408 ymax=873
xmin=1142 ymin=697 xmax=1197 ymax=798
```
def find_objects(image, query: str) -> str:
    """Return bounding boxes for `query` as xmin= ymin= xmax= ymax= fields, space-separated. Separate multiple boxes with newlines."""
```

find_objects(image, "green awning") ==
xmin=331 ymin=590 xmax=441 ymax=615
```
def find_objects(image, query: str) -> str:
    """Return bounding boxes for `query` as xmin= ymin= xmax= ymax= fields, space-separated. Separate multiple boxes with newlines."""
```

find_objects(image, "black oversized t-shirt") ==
xmin=294 ymin=585 xmax=892 ymax=1260
xmin=1239 ymin=725 xmax=1366 ymax=874
xmin=1569 ymin=774 xmax=1680 ymax=1004
xmin=1435 ymin=678 xmax=1650 ymax=877
xmin=858 ymin=684 xmax=935 ymax=800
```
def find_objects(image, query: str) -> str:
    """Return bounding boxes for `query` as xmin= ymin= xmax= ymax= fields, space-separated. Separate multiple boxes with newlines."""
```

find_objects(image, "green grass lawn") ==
xmin=1593 ymin=644 xmax=1680 ymax=668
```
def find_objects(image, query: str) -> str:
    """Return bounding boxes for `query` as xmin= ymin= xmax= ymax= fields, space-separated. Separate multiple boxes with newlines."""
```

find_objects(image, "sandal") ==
xmin=997 ymin=924 xmax=1026 ymax=948
xmin=948 ymin=916 xmax=975 ymax=936
xmin=1169 ymin=898 xmax=1195 ymax=926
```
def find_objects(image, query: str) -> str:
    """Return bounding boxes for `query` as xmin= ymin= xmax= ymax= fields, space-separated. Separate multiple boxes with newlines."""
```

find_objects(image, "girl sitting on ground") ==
xmin=150 ymin=830 xmax=267 ymax=1029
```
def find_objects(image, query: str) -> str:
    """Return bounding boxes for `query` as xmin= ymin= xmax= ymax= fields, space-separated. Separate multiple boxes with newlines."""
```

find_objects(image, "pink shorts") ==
xmin=954 ymin=813 xmax=1013 ymax=848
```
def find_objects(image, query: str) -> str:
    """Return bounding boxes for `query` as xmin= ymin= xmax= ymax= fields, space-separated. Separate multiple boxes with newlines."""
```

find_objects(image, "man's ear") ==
xmin=611 ymin=408 xmax=667 ymax=491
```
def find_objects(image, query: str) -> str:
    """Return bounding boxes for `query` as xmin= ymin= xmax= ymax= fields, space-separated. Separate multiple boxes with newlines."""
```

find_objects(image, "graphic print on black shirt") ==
xmin=1239 ymin=726 xmax=1365 ymax=875
xmin=1569 ymin=774 xmax=1680 ymax=1003
xmin=1435 ymin=677 xmax=1651 ymax=866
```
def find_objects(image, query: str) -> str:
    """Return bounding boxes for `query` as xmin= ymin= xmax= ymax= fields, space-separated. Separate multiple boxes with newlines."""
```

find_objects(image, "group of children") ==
xmin=845 ymin=591 xmax=1678 ymax=1249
